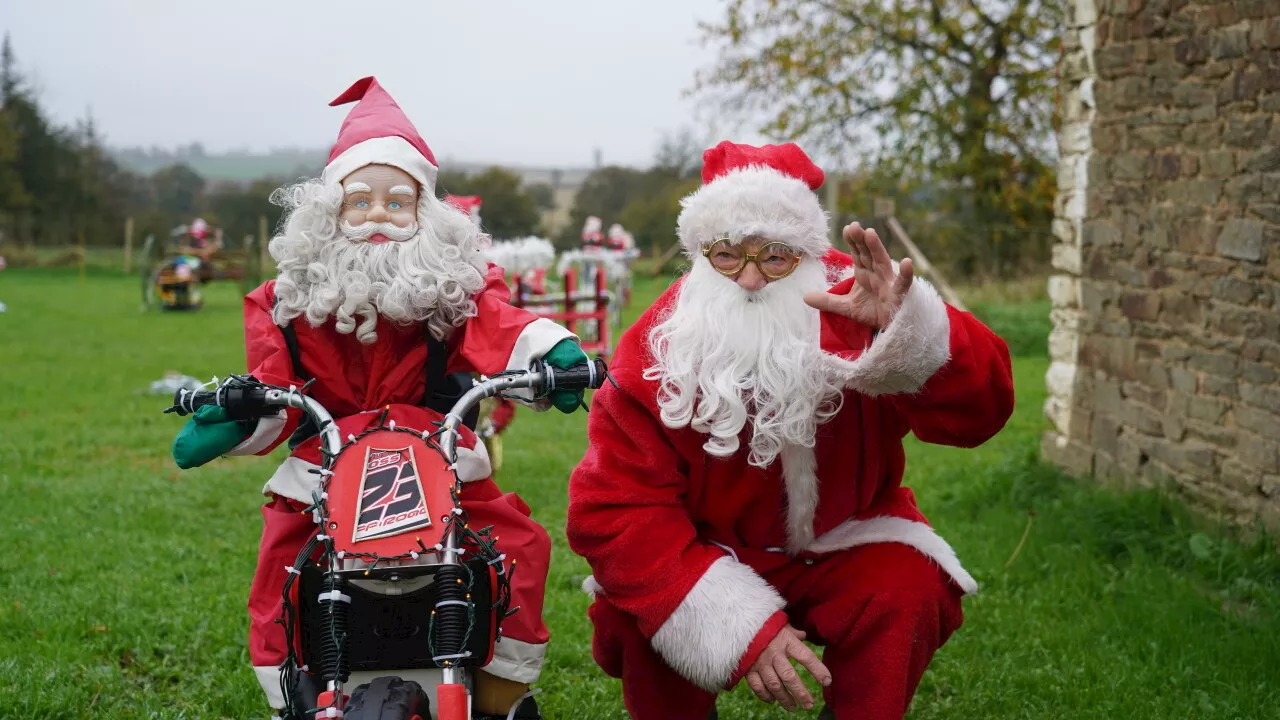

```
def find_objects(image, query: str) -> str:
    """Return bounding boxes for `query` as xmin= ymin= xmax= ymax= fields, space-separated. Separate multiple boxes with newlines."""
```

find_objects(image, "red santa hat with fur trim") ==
xmin=676 ymin=141 xmax=830 ymax=260
xmin=322 ymin=76 xmax=439 ymax=194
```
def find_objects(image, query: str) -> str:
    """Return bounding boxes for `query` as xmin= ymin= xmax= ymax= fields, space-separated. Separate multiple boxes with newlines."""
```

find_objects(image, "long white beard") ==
xmin=644 ymin=259 xmax=845 ymax=467
xmin=268 ymin=179 xmax=489 ymax=344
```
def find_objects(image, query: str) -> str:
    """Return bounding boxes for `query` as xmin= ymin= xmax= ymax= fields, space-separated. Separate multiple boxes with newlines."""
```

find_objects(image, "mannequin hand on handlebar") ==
xmin=172 ymin=405 xmax=255 ymax=469
xmin=542 ymin=338 xmax=590 ymax=413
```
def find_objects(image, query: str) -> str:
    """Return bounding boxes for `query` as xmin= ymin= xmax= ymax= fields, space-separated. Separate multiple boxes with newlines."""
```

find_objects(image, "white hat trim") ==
xmin=676 ymin=166 xmax=830 ymax=260
xmin=322 ymin=135 xmax=439 ymax=194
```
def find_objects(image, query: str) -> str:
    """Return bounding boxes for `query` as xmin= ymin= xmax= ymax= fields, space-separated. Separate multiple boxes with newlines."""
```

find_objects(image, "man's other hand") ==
xmin=744 ymin=624 xmax=832 ymax=711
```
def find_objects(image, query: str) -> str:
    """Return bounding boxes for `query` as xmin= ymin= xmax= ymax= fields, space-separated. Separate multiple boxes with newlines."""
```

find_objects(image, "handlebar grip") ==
xmin=546 ymin=358 xmax=609 ymax=392
xmin=170 ymin=385 xmax=270 ymax=420
xmin=171 ymin=388 xmax=218 ymax=416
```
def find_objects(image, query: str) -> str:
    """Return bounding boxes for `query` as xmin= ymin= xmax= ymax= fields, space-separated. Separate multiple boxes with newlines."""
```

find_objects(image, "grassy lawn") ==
xmin=0 ymin=269 xmax=1277 ymax=719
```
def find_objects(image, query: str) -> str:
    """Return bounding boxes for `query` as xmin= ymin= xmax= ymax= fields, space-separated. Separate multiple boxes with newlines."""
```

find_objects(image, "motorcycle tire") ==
xmin=343 ymin=676 xmax=431 ymax=720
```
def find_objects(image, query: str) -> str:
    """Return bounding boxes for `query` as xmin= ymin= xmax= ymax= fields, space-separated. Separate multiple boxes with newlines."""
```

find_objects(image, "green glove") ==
xmin=542 ymin=338 xmax=590 ymax=414
xmin=171 ymin=405 xmax=255 ymax=470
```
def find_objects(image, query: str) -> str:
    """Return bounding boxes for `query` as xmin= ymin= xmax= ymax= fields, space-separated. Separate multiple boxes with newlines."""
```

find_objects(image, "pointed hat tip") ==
xmin=329 ymin=76 xmax=379 ymax=107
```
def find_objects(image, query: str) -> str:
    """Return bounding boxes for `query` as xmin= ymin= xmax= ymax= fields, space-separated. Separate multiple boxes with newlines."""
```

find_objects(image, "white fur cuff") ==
xmin=487 ymin=636 xmax=547 ymax=683
xmin=253 ymin=665 xmax=286 ymax=710
xmin=650 ymin=556 xmax=786 ymax=692
xmin=227 ymin=410 xmax=288 ymax=457
xmin=454 ymin=439 xmax=492 ymax=483
xmin=822 ymin=277 xmax=951 ymax=396
xmin=503 ymin=318 xmax=576 ymax=408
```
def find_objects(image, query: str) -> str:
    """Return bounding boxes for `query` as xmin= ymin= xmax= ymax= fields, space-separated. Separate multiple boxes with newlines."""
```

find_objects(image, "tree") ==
xmin=207 ymin=177 xmax=285 ymax=246
xmin=152 ymin=163 xmax=207 ymax=224
xmin=526 ymin=182 xmax=556 ymax=211
xmin=556 ymin=166 xmax=648 ymax=249
xmin=436 ymin=167 xmax=541 ymax=239
xmin=694 ymin=0 xmax=1061 ymax=276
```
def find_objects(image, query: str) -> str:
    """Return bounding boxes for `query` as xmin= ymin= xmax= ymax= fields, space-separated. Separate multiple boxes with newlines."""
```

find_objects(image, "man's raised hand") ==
xmin=804 ymin=222 xmax=914 ymax=330
xmin=744 ymin=624 xmax=832 ymax=711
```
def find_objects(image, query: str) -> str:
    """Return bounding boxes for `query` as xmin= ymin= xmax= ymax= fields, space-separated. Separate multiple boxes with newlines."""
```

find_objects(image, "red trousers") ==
xmin=588 ymin=543 xmax=964 ymax=720
xmin=247 ymin=481 xmax=552 ymax=707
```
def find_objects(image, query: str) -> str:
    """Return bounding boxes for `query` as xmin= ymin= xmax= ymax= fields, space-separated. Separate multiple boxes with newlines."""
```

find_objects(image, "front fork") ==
xmin=312 ymin=526 xmax=471 ymax=719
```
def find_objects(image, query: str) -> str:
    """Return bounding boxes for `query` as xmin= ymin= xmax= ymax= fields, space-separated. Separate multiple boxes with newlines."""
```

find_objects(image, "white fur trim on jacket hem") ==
xmin=649 ymin=556 xmax=786 ymax=692
xmin=807 ymin=516 xmax=978 ymax=594
xmin=781 ymin=444 xmax=820 ymax=553
xmin=822 ymin=276 xmax=951 ymax=396
xmin=503 ymin=317 xmax=576 ymax=407
xmin=253 ymin=665 xmax=286 ymax=710
xmin=227 ymin=409 xmax=287 ymax=457
xmin=677 ymin=166 xmax=830 ymax=259
xmin=454 ymin=439 xmax=492 ymax=483
xmin=322 ymin=136 xmax=439 ymax=195
xmin=486 ymin=636 xmax=547 ymax=683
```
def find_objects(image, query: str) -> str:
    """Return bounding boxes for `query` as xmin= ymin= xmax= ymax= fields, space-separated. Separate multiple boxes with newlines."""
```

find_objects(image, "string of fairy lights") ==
xmin=275 ymin=406 xmax=520 ymax=718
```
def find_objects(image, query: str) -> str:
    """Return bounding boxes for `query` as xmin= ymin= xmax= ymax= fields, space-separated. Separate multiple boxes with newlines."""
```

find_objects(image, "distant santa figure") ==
xmin=445 ymin=194 xmax=484 ymax=228
xmin=582 ymin=216 xmax=604 ymax=248
xmin=606 ymin=223 xmax=634 ymax=251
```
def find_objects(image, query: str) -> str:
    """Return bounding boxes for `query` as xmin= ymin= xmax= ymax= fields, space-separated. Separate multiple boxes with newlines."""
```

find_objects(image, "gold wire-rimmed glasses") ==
xmin=701 ymin=238 xmax=802 ymax=279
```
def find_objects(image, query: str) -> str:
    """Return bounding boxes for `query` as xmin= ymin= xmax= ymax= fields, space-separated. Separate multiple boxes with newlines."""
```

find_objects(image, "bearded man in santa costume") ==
xmin=171 ymin=77 xmax=586 ymax=719
xmin=566 ymin=141 xmax=1015 ymax=720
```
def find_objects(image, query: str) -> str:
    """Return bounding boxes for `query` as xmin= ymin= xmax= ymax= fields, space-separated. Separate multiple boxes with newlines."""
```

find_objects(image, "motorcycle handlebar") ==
xmin=538 ymin=357 xmax=610 ymax=394
xmin=166 ymin=358 xmax=613 ymax=462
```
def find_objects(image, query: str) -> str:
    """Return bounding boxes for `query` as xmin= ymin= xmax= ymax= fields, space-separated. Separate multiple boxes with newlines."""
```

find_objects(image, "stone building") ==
xmin=1045 ymin=0 xmax=1280 ymax=530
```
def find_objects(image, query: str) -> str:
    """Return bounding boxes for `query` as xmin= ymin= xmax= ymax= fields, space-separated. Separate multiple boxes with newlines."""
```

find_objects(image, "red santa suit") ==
xmin=227 ymin=77 xmax=576 ymax=709
xmin=565 ymin=142 xmax=1015 ymax=720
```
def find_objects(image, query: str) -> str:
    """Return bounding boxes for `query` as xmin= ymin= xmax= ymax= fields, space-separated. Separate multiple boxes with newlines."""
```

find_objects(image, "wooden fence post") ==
xmin=883 ymin=216 xmax=968 ymax=312
xmin=123 ymin=216 xmax=135 ymax=273
xmin=258 ymin=215 xmax=269 ymax=272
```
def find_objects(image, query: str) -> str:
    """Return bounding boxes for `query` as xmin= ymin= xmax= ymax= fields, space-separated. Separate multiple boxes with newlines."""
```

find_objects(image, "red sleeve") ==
xmin=567 ymin=376 xmax=786 ymax=692
xmin=450 ymin=265 xmax=574 ymax=398
xmin=227 ymin=283 xmax=306 ymax=457
xmin=822 ymin=276 xmax=1014 ymax=448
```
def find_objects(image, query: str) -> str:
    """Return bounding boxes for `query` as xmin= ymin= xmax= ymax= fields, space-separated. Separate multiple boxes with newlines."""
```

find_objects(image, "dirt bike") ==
xmin=165 ymin=359 xmax=611 ymax=720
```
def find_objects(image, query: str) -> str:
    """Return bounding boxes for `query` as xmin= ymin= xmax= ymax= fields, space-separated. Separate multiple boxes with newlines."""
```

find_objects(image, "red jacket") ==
xmin=229 ymin=265 xmax=574 ymax=502
xmin=566 ymin=256 xmax=1014 ymax=692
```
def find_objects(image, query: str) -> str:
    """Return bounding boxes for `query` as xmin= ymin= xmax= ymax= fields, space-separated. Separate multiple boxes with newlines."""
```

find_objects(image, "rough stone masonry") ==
xmin=1046 ymin=0 xmax=1280 ymax=531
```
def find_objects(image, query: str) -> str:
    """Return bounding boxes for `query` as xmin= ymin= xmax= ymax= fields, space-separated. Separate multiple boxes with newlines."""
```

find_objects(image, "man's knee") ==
xmin=816 ymin=543 xmax=966 ymax=647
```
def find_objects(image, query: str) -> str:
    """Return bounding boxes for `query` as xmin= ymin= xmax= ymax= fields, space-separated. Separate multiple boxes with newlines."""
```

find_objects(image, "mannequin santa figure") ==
xmin=605 ymin=223 xmax=631 ymax=251
xmin=566 ymin=141 xmax=1014 ymax=720
xmin=581 ymin=215 xmax=604 ymax=248
xmin=170 ymin=77 xmax=587 ymax=720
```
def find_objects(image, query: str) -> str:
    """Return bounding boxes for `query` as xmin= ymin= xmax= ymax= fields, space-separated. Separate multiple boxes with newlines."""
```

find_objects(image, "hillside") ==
xmin=109 ymin=145 xmax=594 ymax=189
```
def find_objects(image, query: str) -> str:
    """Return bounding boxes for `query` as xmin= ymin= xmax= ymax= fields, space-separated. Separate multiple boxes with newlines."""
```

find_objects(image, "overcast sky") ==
xmin=0 ymin=0 xmax=769 ymax=168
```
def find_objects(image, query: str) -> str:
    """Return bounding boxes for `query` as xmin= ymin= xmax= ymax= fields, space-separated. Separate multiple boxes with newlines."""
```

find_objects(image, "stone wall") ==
xmin=1045 ymin=0 xmax=1280 ymax=531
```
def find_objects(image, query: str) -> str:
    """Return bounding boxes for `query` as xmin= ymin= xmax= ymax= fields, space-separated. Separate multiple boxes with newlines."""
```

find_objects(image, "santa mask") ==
xmin=267 ymin=77 xmax=487 ymax=345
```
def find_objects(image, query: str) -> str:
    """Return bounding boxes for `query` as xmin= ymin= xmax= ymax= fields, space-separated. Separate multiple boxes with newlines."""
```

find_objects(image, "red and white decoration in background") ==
xmin=444 ymin=194 xmax=483 ymax=228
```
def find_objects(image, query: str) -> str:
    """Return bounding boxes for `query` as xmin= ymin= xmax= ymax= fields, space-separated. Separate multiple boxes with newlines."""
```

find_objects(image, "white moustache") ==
xmin=341 ymin=220 xmax=419 ymax=243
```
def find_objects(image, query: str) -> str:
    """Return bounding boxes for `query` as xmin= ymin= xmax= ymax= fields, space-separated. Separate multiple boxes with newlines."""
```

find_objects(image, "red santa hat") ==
xmin=321 ymin=76 xmax=439 ymax=194
xmin=676 ymin=141 xmax=830 ymax=259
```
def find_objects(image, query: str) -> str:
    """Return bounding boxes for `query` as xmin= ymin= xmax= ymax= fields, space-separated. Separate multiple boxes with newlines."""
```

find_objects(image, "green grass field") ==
xmin=1 ymin=270 xmax=1278 ymax=719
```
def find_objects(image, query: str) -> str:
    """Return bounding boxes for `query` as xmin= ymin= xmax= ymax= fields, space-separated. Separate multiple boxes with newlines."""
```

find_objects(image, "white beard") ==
xmin=644 ymin=259 xmax=845 ymax=467
xmin=268 ymin=179 xmax=489 ymax=344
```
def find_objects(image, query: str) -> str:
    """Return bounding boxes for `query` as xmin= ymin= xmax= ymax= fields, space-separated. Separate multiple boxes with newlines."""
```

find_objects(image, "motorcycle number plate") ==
xmin=352 ymin=446 xmax=432 ymax=543
xmin=326 ymin=430 xmax=455 ymax=556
